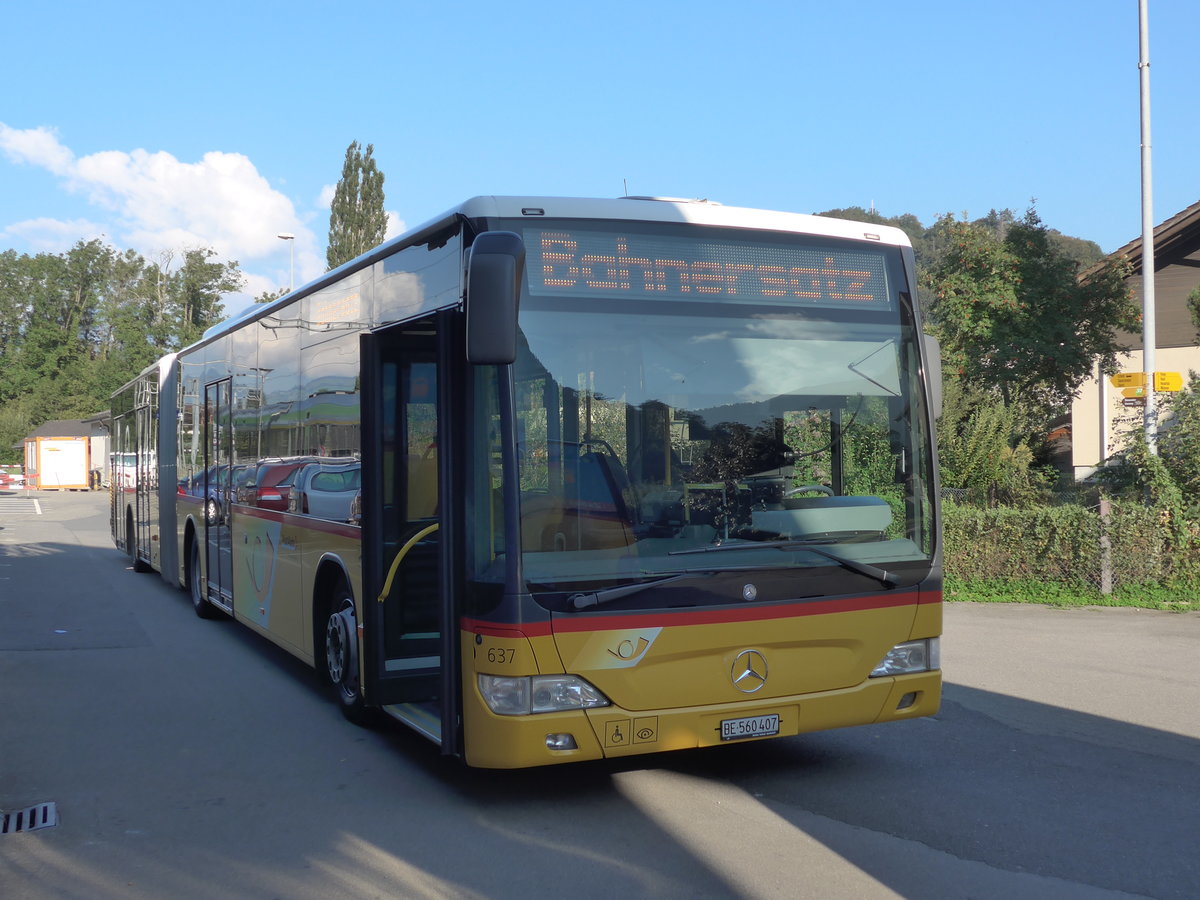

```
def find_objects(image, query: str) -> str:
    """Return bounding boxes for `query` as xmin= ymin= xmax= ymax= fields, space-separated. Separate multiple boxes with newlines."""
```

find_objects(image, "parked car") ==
xmin=183 ymin=464 xmax=253 ymax=523
xmin=236 ymin=458 xmax=314 ymax=512
xmin=287 ymin=460 xmax=361 ymax=522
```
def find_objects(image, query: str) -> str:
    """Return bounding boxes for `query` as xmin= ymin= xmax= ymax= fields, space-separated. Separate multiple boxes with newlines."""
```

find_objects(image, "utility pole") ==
xmin=1139 ymin=0 xmax=1158 ymax=453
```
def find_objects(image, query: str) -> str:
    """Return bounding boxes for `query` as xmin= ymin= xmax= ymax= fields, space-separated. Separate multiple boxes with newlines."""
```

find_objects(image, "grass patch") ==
xmin=943 ymin=576 xmax=1200 ymax=611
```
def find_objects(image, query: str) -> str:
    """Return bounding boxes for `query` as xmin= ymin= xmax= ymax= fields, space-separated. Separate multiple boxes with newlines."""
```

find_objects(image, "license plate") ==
xmin=720 ymin=713 xmax=780 ymax=741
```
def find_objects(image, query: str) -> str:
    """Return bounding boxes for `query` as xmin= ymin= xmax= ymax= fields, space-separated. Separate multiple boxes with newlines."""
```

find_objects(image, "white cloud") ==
xmin=0 ymin=124 xmax=74 ymax=175
xmin=385 ymin=211 xmax=407 ymax=240
xmin=1 ymin=126 xmax=408 ymax=314
xmin=0 ymin=216 xmax=108 ymax=252
xmin=0 ymin=123 xmax=319 ymax=292
xmin=70 ymin=147 xmax=305 ymax=261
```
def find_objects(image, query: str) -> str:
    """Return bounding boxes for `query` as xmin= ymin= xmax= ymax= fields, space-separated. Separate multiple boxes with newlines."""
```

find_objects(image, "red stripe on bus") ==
xmin=551 ymin=590 xmax=922 ymax=632
xmin=463 ymin=622 xmax=554 ymax=638
xmin=233 ymin=505 xmax=362 ymax=540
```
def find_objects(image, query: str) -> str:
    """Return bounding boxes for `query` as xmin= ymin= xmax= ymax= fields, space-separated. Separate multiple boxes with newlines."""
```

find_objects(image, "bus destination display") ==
xmin=526 ymin=228 xmax=893 ymax=309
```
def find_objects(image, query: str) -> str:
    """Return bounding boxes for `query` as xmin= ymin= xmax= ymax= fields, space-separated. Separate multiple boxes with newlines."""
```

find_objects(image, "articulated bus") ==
xmin=111 ymin=196 xmax=943 ymax=768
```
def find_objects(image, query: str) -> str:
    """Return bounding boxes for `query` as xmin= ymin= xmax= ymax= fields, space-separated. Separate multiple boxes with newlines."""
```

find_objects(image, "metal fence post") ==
xmin=1099 ymin=497 xmax=1113 ymax=595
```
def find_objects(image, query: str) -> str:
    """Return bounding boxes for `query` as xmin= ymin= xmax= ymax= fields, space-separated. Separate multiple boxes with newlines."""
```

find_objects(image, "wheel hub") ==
xmin=326 ymin=607 xmax=357 ymax=687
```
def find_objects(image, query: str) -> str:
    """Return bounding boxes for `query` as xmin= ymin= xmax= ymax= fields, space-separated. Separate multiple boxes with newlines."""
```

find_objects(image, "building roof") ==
xmin=21 ymin=420 xmax=96 ymax=441
xmin=1084 ymin=199 xmax=1200 ymax=351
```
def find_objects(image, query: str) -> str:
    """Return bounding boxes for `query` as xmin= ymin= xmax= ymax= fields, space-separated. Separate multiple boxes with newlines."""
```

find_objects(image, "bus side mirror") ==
xmin=466 ymin=231 xmax=525 ymax=365
xmin=921 ymin=333 xmax=943 ymax=419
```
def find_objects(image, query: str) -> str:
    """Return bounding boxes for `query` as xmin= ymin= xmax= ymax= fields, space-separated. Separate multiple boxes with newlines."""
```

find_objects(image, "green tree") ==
xmin=936 ymin=380 xmax=1052 ymax=505
xmin=0 ymin=239 xmax=244 ymax=461
xmin=89 ymin=249 xmax=168 ymax=399
xmin=254 ymin=287 xmax=287 ymax=305
xmin=0 ymin=249 xmax=33 ymax=365
xmin=924 ymin=210 xmax=1137 ymax=410
xmin=1157 ymin=373 xmax=1200 ymax=503
xmin=922 ymin=216 xmax=1021 ymax=399
xmin=973 ymin=208 xmax=1017 ymax=241
xmin=326 ymin=140 xmax=387 ymax=270
xmin=1186 ymin=285 xmax=1200 ymax=343
xmin=163 ymin=248 xmax=244 ymax=346
xmin=1 ymin=242 xmax=109 ymax=403
xmin=817 ymin=206 xmax=935 ymax=268
xmin=923 ymin=209 xmax=1137 ymax=504
xmin=1000 ymin=210 xmax=1137 ymax=404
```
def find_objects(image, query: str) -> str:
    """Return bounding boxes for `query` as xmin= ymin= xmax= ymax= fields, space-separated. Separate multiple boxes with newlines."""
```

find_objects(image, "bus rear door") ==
xmin=203 ymin=378 xmax=234 ymax=609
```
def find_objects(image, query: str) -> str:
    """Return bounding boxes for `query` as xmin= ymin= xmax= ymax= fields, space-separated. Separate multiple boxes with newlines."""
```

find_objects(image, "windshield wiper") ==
xmin=569 ymin=572 xmax=716 ymax=610
xmin=669 ymin=540 xmax=901 ymax=589
xmin=848 ymin=340 xmax=901 ymax=397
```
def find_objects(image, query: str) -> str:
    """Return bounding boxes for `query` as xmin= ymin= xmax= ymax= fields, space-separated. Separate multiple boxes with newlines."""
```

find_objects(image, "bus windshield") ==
xmin=478 ymin=221 xmax=936 ymax=610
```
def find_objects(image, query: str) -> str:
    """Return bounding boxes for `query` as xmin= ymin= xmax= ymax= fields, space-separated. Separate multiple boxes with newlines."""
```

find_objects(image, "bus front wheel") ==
xmin=324 ymin=585 xmax=374 ymax=725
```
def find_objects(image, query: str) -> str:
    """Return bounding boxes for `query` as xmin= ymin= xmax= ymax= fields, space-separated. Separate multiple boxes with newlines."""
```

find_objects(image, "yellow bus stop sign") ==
xmin=1153 ymin=372 xmax=1183 ymax=392
xmin=1110 ymin=372 xmax=1147 ymax=388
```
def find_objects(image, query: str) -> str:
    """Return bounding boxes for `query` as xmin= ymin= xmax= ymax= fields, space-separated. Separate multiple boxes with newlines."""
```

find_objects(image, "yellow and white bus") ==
xmin=111 ymin=196 xmax=943 ymax=768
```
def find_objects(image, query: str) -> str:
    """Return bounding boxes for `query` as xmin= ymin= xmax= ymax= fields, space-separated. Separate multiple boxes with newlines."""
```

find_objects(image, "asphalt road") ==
xmin=1 ymin=490 xmax=1198 ymax=899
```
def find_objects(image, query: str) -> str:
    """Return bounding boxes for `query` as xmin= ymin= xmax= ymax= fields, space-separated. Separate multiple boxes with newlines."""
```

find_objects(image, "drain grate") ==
xmin=1 ymin=802 xmax=58 ymax=834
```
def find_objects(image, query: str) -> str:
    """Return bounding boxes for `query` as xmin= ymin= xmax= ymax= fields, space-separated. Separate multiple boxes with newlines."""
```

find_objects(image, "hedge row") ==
xmin=942 ymin=501 xmax=1184 ymax=590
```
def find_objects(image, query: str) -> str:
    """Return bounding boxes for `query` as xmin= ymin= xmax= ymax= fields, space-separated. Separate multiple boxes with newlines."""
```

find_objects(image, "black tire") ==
xmin=188 ymin=538 xmax=221 ymax=619
xmin=324 ymin=583 xmax=374 ymax=725
xmin=127 ymin=510 xmax=150 ymax=573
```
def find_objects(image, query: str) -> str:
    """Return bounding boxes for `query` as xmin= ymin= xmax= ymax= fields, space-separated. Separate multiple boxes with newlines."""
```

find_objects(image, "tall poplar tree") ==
xmin=326 ymin=140 xmax=387 ymax=270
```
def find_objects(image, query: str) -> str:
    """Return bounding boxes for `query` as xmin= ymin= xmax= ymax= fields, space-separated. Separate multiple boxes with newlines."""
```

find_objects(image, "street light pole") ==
xmin=1138 ymin=0 xmax=1157 ymax=454
xmin=277 ymin=232 xmax=295 ymax=293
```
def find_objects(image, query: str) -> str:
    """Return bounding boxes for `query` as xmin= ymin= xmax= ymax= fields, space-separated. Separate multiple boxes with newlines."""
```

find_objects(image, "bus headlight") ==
xmin=870 ymin=638 xmax=940 ymax=677
xmin=478 ymin=674 xmax=611 ymax=716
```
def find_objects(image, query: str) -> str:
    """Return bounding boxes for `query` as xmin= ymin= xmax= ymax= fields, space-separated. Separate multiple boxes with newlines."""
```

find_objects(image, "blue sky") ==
xmin=1 ymin=1 xmax=1196 ymax=316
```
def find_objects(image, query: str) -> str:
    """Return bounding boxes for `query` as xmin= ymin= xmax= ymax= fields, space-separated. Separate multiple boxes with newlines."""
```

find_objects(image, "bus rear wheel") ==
xmin=324 ymin=585 xmax=374 ymax=725
xmin=126 ymin=510 xmax=150 ymax=573
xmin=188 ymin=539 xmax=221 ymax=619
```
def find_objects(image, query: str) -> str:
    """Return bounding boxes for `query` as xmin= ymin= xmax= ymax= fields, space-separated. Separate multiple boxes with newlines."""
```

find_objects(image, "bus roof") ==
xmin=196 ymin=196 xmax=913 ymax=347
xmin=111 ymin=352 xmax=178 ymax=400
xmin=455 ymin=196 xmax=913 ymax=248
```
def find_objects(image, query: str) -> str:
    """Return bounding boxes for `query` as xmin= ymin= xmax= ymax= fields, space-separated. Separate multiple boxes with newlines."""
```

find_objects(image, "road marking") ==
xmin=0 ymin=498 xmax=42 ymax=515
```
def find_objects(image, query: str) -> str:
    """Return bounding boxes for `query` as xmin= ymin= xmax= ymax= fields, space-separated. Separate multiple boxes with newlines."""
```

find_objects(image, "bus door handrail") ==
xmin=377 ymin=522 xmax=440 ymax=603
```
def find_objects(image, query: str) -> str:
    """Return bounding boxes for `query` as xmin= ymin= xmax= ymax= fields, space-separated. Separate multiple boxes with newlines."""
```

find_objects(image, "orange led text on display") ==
xmin=534 ymin=231 xmax=880 ymax=304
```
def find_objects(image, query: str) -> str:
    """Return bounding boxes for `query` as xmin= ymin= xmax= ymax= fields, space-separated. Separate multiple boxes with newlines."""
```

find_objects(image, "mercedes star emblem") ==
xmin=731 ymin=649 xmax=768 ymax=693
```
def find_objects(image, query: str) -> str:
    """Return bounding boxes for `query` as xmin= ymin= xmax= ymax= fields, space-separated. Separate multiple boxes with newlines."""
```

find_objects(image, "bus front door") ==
xmin=361 ymin=321 xmax=447 ymax=735
xmin=203 ymin=378 xmax=234 ymax=610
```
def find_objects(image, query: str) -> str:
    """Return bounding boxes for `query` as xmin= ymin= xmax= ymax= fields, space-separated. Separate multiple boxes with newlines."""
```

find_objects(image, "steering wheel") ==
xmin=785 ymin=484 xmax=834 ymax=498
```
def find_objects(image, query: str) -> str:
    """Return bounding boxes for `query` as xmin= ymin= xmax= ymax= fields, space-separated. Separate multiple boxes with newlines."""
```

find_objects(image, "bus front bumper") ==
xmin=463 ymin=670 xmax=941 ymax=769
